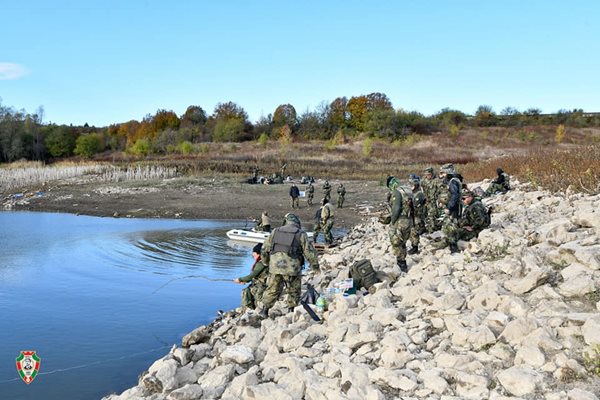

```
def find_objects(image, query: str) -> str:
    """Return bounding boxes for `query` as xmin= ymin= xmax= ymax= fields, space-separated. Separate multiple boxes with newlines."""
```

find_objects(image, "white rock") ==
xmin=504 ymin=267 xmax=551 ymax=294
xmin=567 ymin=388 xmax=599 ymax=400
xmin=497 ymin=366 xmax=542 ymax=397
xmin=221 ymin=366 xmax=259 ymax=399
xmin=558 ymin=274 xmax=597 ymax=297
xmin=499 ymin=317 xmax=538 ymax=345
xmin=167 ymin=384 xmax=203 ymax=400
xmin=198 ymin=364 xmax=235 ymax=398
xmin=369 ymin=367 xmax=417 ymax=392
xmin=419 ymin=369 xmax=448 ymax=395
xmin=243 ymin=383 xmax=294 ymax=400
xmin=172 ymin=348 xmax=192 ymax=366
xmin=514 ymin=345 xmax=545 ymax=367
xmin=582 ymin=316 xmax=600 ymax=345
xmin=221 ymin=345 xmax=254 ymax=364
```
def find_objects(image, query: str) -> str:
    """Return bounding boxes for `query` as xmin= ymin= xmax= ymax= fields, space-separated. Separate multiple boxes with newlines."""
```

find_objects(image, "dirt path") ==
xmin=4 ymin=176 xmax=389 ymax=231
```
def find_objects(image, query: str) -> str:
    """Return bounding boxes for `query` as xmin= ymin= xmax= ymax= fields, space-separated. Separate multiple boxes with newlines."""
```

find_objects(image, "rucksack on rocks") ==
xmin=349 ymin=259 xmax=379 ymax=291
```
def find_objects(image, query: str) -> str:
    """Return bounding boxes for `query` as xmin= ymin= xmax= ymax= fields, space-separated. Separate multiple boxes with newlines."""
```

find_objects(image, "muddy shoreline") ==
xmin=3 ymin=176 xmax=387 ymax=231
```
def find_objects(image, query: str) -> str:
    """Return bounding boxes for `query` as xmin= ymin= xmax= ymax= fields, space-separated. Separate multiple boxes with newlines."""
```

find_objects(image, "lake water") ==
xmin=0 ymin=211 xmax=255 ymax=399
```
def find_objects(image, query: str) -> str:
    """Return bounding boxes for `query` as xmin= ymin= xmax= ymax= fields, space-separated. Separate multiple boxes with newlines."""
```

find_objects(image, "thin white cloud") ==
xmin=0 ymin=62 xmax=29 ymax=80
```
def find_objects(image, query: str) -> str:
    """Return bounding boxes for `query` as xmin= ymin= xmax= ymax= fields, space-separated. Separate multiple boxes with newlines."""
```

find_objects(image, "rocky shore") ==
xmin=104 ymin=181 xmax=600 ymax=400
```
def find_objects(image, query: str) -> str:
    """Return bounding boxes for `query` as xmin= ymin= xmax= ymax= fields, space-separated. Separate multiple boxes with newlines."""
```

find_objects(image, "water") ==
xmin=0 ymin=211 xmax=256 ymax=399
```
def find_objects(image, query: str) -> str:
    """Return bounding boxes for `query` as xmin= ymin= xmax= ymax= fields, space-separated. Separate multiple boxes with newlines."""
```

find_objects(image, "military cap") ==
xmin=284 ymin=213 xmax=301 ymax=226
xmin=424 ymin=167 xmax=434 ymax=174
xmin=409 ymin=173 xmax=420 ymax=184
xmin=461 ymin=189 xmax=474 ymax=198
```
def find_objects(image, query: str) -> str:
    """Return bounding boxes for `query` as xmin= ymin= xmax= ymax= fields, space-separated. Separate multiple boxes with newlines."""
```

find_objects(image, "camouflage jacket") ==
xmin=390 ymin=187 xmax=413 ymax=224
xmin=306 ymin=184 xmax=314 ymax=194
xmin=237 ymin=260 xmax=268 ymax=286
xmin=320 ymin=203 xmax=334 ymax=223
xmin=412 ymin=187 xmax=426 ymax=220
xmin=262 ymin=224 xmax=319 ymax=275
xmin=421 ymin=177 xmax=440 ymax=206
xmin=337 ymin=185 xmax=346 ymax=195
xmin=459 ymin=199 xmax=488 ymax=233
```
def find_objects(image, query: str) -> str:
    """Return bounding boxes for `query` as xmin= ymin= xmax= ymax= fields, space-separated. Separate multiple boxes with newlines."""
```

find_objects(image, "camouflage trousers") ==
xmin=389 ymin=218 xmax=412 ymax=263
xmin=425 ymin=204 xmax=442 ymax=233
xmin=307 ymin=194 xmax=314 ymax=206
xmin=261 ymin=273 xmax=302 ymax=309
xmin=409 ymin=216 xmax=426 ymax=248
xmin=291 ymin=197 xmax=299 ymax=208
xmin=241 ymin=282 xmax=267 ymax=309
xmin=337 ymin=195 xmax=345 ymax=208
xmin=485 ymin=183 xmax=507 ymax=196
xmin=314 ymin=219 xmax=334 ymax=244
xmin=443 ymin=219 xmax=479 ymax=245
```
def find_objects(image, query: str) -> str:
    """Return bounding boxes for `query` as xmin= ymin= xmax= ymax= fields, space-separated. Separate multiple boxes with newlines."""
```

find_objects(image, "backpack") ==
xmin=349 ymin=259 xmax=379 ymax=291
xmin=484 ymin=205 xmax=493 ymax=227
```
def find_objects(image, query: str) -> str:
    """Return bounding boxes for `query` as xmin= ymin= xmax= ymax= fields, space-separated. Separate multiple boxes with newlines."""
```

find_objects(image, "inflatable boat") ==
xmin=226 ymin=228 xmax=314 ymax=243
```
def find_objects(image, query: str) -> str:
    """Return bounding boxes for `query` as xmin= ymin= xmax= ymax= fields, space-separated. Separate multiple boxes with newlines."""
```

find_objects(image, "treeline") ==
xmin=1 ymin=94 xmax=600 ymax=162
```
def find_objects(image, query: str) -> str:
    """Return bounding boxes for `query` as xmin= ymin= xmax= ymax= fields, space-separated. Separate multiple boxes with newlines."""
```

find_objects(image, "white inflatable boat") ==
xmin=226 ymin=228 xmax=314 ymax=243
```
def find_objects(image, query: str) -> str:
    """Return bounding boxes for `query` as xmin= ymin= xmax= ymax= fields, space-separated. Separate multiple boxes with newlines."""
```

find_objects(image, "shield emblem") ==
xmin=16 ymin=351 xmax=41 ymax=384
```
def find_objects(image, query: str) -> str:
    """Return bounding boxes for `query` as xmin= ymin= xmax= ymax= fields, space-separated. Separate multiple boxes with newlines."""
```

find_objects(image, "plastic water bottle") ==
xmin=316 ymin=295 xmax=326 ymax=314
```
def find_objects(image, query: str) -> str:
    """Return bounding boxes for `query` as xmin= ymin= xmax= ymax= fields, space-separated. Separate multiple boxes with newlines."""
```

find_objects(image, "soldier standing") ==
xmin=444 ymin=189 xmax=490 ymax=253
xmin=260 ymin=213 xmax=319 ymax=317
xmin=408 ymin=175 xmax=426 ymax=255
xmin=421 ymin=167 xmax=440 ymax=233
xmin=336 ymin=183 xmax=346 ymax=208
xmin=289 ymin=184 xmax=300 ymax=208
xmin=313 ymin=198 xmax=334 ymax=244
xmin=387 ymin=176 xmax=413 ymax=273
xmin=306 ymin=182 xmax=315 ymax=206
xmin=322 ymin=180 xmax=332 ymax=202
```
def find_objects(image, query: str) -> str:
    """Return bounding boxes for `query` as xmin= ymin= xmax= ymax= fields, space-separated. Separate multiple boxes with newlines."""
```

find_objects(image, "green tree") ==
xmin=474 ymin=105 xmax=497 ymax=127
xmin=273 ymin=104 xmax=297 ymax=129
xmin=74 ymin=133 xmax=102 ymax=158
xmin=45 ymin=125 xmax=76 ymax=158
xmin=212 ymin=118 xmax=245 ymax=142
xmin=180 ymin=105 xmax=207 ymax=129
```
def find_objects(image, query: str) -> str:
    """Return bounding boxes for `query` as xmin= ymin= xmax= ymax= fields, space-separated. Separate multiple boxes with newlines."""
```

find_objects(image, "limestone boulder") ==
xmin=497 ymin=366 xmax=542 ymax=397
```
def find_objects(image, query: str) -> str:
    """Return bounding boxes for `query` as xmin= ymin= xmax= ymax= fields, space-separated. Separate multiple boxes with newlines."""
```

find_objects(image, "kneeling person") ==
xmin=260 ymin=213 xmax=320 ymax=317
xmin=234 ymin=243 xmax=269 ymax=309
xmin=445 ymin=190 xmax=489 ymax=253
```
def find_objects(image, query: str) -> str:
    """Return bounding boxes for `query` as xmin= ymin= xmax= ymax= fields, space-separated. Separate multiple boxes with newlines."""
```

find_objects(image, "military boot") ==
xmin=288 ymin=307 xmax=295 ymax=313
xmin=449 ymin=243 xmax=460 ymax=253
xmin=258 ymin=307 xmax=269 ymax=318
xmin=397 ymin=259 xmax=408 ymax=273
xmin=407 ymin=245 xmax=419 ymax=255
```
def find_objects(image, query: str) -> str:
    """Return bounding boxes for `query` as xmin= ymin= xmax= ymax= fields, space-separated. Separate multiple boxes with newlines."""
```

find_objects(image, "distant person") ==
xmin=322 ymin=180 xmax=332 ymax=202
xmin=336 ymin=183 xmax=346 ymax=208
xmin=306 ymin=182 xmax=315 ymax=206
xmin=421 ymin=166 xmax=441 ymax=233
xmin=485 ymin=167 xmax=510 ymax=196
xmin=313 ymin=198 xmax=334 ymax=245
xmin=234 ymin=243 xmax=269 ymax=309
xmin=260 ymin=213 xmax=319 ymax=317
xmin=408 ymin=174 xmax=426 ymax=255
xmin=387 ymin=176 xmax=413 ymax=273
xmin=255 ymin=211 xmax=271 ymax=232
xmin=289 ymin=184 xmax=300 ymax=208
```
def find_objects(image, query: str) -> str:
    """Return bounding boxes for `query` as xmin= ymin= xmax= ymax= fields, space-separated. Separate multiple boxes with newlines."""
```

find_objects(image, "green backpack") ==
xmin=349 ymin=259 xmax=379 ymax=291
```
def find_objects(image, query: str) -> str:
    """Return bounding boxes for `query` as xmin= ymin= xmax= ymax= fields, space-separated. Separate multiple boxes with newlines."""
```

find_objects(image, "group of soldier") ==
xmin=386 ymin=164 xmax=509 ymax=273
xmin=237 ymin=165 xmax=509 ymax=317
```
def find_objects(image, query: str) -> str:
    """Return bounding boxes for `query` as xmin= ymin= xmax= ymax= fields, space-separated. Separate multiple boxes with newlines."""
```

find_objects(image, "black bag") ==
xmin=300 ymin=284 xmax=319 ymax=304
xmin=349 ymin=259 xmax=379 ymax=291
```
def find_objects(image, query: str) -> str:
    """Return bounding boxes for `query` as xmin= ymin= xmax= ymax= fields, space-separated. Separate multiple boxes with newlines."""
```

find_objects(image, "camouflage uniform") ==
xmin=237 ymin=259 xmax=268 ymax=309
xmin=261 ymin=214 xmax=319 ymax=313
xmin=387 ymin=177 xmax=413 ymax=272
xmin=306 ymin=183 xmax=314 ymax=206
xmin=322 ymin=181 xmax=332 ymax=202
xmin=485 ymin=168 xmax=510 ymax=196
xmin=337 ymin=184 xmax=346 ymax=208
xmin=408 ymin=177 xmax=426 ymax=254
xmin=314 ymin=200 xmax=334 ymax=244
xmin=421 ymin=167 xmax=442 ymax=233
xmin=444 ymin=191 xmax=489 ymax=251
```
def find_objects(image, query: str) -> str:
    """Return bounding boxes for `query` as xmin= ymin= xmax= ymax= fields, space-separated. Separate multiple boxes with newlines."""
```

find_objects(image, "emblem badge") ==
xmin=16 ymin=351 xmax=41 ymax=384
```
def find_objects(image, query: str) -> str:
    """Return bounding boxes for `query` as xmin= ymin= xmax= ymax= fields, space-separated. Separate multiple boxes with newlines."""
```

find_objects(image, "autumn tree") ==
xmin=208 ymin=102 xmax=251 ymax=142
xmin=180 ymin=105 xmax=207 ymax=130
xmin=347 ymin=92 xmax=393 ymax=132
xmin=327 ymin=97 xmax=348 ymax=133
xmin=273 ymin=104 xmax=297 ymax=129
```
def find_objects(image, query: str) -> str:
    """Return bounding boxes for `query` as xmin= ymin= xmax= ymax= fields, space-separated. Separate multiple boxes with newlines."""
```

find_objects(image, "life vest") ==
xmin=271 ymin=225 xmax=303 ymax=260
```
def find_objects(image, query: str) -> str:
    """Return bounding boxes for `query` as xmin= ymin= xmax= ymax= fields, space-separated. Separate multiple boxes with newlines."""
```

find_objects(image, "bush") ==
xmin=129 ymin=138 xmax=151 ymax=157
xmin=178 ymin=140 xmax=194 ymax=155
xmin=362 ymin=137 xmax=373 ymax=157
xmin=258 ymin=133 xmax=269 ymax=147
xmin=74 ymin=133 xmax=102 ymax=159
xmin=449 ymin=124 xmax=460 ymax=138
xmin=555 ymin=124 xmax=566 ymax=144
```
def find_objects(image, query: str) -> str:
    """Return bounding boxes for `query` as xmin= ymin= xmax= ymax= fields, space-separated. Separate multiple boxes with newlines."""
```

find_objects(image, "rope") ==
xmin=152 ymin=275 xmax=233 ymax=294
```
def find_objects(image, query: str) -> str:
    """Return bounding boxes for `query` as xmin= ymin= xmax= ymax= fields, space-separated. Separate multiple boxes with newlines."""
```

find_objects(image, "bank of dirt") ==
xmin=3 ymin=175 xmax=388 ymax=231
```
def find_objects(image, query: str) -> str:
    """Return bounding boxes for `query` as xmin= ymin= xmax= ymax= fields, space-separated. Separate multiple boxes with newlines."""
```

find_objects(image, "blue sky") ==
xmin=1 ymin=0 xmax=598 ymax=126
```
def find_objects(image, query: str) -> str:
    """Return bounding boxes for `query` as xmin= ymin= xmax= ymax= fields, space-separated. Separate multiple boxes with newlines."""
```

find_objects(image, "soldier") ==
xmin=313 ymin=198 xmax=335 ymax=244
xmin=439 ymin=164 xmax=462 ymax=220
xmin=289 ymin=183 xmax=300 ymax=208
xmin=306 ymin=182 xmax=315 ymax=206
xmin=421 ymin=167 xmax=441 ymax=233
xmin=485 ymin=167 xmax=510 ymax=196
xmin=444 ymin=189 xmax=490 ymax=253
xmin=260 ymin=213 xmax=319 ymax=317
xmin=408 ymin=174 xmax=426 ymax=255
xmin=234 ymin=243 xmax=269 ymax=309
xmin=255 ymin=211 xmax=271 ymax=232
xmin=322 ymin=180 xmax=332 ymax=202
xmin=336 ymin=183 xmax=346 ymax=208
xmin=387 ymin=176 xmax=413 ymax=273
